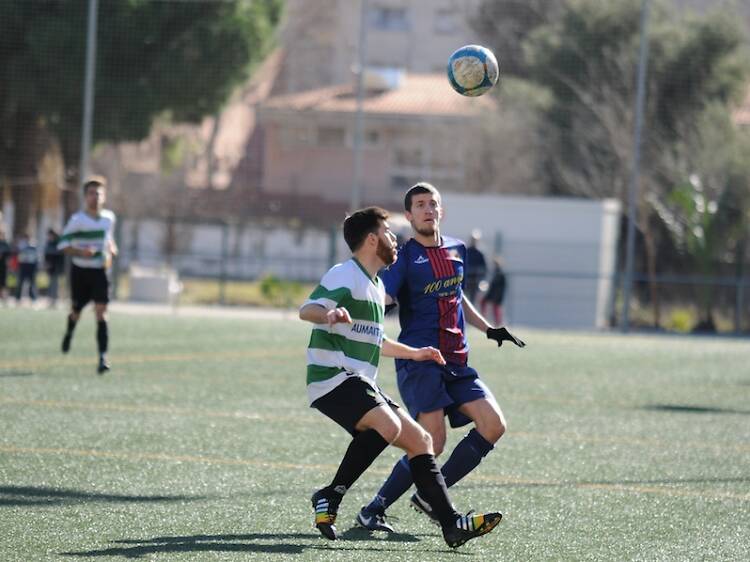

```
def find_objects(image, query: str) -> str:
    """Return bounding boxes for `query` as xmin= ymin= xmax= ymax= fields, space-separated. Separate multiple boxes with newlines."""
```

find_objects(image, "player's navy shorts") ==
xmin=70 ymin=264 xmax=110 ymax=311
xmin=396 ymin=361 xmax=493 ymax=428
xmin=312 ymin=375 xmax=399 ymax=437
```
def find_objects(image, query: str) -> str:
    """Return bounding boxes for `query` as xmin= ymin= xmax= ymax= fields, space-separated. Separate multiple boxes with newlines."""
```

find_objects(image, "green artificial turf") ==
xmin=1 ymin=307 xmax=749 ymax=561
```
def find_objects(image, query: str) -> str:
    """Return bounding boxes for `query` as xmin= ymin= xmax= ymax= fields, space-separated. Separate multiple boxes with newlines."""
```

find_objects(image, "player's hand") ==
xmin=79 ymin=247 xmax=96 ymax=258
xmin=486 ymin=327 xmax=526 ymax=348
xmin=326 ymin=307 xmax=352 ymax=326
xmin=413 ymin=346 xmax=446 ymax=365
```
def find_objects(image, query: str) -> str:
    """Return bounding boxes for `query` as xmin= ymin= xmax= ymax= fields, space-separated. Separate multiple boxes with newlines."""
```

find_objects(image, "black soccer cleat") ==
xmin=442 ymin=511 xmax=503 ymax=548
xmin=355 ymin=505 xmax=395 ymax=533
xmin=410 ymin=492 xmax=440 ymax=527
xmin=61 ymin=333 xmax=72 ymax=354
xmin=97 ymin=356 xmax=110 ymax=375
xmin=311 ymin=489 xmax=340 ymax=540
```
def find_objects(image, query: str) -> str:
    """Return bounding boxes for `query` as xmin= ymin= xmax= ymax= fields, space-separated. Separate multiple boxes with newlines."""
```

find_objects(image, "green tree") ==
xmin=470 ymin=0 xmax=566 ymax=79
xmin=650 ymin=104 xmax=750 ymax=327
xmin=475 ymin=0 xmax=750 ymax=326
xmin=0 ymin=0 xmax=282 ymax=236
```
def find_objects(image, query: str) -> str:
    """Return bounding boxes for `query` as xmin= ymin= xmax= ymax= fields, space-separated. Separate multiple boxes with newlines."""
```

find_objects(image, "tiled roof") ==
xmin=261 ymin=73 xmax=497 ymax=117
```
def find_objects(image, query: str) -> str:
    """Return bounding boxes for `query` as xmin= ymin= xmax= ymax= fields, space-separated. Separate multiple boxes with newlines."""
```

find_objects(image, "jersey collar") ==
xmin=351 ymin=257 xmax=379 ymax=286
xmin=411 ymin=235 xmax=444 ymax=249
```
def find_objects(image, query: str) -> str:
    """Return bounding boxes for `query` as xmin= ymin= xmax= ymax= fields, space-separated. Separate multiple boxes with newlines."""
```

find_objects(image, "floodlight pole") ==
xmin=351 ymin=0 xmax=369 ymax=212
xmin=78 ymin=0 xmax=99 ymax=187
xmin=621 ymin=0 xmax=651 ymax=332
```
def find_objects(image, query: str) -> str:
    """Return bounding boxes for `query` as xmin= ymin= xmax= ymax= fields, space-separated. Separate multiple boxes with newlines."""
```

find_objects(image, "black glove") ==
xmin=486 ymin=327 xmax=525 ymax=348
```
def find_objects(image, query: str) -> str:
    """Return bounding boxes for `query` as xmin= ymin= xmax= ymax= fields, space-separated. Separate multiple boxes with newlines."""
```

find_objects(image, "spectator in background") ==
xmin=0 ymin=228 xmax=11 ymax=304
xmin=45 ymin=228 xmax=65 ymax=307
xmin=464 ymin=230 xmax=487 ymax=305
xmin=15 ymin=233 xmax=39 ymax=304
xmin=481 ymin=257 xmax=507 ymax=326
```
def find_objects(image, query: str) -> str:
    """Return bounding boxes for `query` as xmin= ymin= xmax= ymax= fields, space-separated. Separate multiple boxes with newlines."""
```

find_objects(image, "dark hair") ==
xmin=404 ymin=182 xmax=440 ymax=211
xmin=82 ymin=175 xmax=107 ymax=195
xmin=343 ymin=206 xmax=389 ymax=252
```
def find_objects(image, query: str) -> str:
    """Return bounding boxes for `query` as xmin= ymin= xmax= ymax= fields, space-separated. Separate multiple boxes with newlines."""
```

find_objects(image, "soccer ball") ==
xmin=447 ymin=45 xmax=499 ymax=97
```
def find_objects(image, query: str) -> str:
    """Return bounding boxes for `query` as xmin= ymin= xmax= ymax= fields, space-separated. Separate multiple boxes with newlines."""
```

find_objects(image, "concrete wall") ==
xmin=119 ymin=219 xmax=333 ymax=282
xmin=440 ymin=193 xmax=621 ymax=329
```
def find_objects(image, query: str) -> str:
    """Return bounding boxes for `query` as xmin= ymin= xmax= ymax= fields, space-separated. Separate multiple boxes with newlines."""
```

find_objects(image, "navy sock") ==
xmin=365 ymin=429 xmax=495 ymax=514
xmin=328 ymin=429 xmax=388 ymax=498
xmin=441 ymin=429 xmax=494 ymax=487
xmin=365 ymin=455 xmax=413 ymax=512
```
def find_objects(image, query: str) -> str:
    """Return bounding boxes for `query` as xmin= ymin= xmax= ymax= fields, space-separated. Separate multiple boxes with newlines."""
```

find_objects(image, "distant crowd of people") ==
xmin=0 ymin=226 xmax=65 ymax=307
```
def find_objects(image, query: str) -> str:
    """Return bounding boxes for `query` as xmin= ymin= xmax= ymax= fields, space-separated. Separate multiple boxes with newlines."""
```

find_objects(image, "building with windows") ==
xmin=278 ymin=0 xmax=481 ymax=94
xmin=251 ymin=0 xmax=491 ymax=208
xmin=257 ymin=71 xmax=494 ymax=208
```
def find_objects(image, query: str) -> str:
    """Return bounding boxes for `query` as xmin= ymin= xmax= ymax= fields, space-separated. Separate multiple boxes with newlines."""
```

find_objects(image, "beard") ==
xmin=411 ymin=219 xmax=437 ymax=237
xmin=376 ymin=237 xmax=397 ymax=266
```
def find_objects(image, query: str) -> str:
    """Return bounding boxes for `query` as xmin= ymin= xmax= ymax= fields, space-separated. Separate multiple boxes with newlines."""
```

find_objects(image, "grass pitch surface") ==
xmin=1 ymin=307 xmax=749 ymax=561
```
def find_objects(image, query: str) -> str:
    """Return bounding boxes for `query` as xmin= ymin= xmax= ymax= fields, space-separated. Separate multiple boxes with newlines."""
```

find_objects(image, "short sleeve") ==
xmin=301 ymin=265 xmax=350 ymax=311
xmin=57 ymin=215 xmax=78 ymax=250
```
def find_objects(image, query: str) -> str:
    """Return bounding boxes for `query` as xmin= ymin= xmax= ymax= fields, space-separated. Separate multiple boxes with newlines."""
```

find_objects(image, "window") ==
xmin=370 ymin=6 xmax=410 ymax=31
xmin=394 ymin=146 xmax=422 ymax=168
xmin=434 ymin=9 xmax=460 ymax=34
xmin=430 ymin=138 xmax=463 ymax=170
xmin=317 ymin=126 xmax=346 ymax=147
xmin=364 ymin=129 xmax=381 ymax=147
xmin=390 ymin=175 xmax=421 ymax=191
xmin=281 ymin=126 xmax=312 ymax=147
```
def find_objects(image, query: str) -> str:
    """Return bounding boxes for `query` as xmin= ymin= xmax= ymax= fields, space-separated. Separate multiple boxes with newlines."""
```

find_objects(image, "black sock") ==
xmin=326 ymin=429 xmax=389 ymax=499
xmin=66 ymin=314 xmax=77 ymax=336
xmin=97 ymin=320 xmax=108 ymax=355
xmin=409 ymin=454 xmax=459 ymax=528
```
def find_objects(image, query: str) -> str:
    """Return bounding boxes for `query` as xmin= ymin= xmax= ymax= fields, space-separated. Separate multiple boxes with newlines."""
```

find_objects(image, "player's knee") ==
xmin=477 ymin=413 xmax=506 ymax=444
xmin=431 ymin=434 xmax=446 ymax=457
xmin=411 ymin=427 xmax=433 ymax=455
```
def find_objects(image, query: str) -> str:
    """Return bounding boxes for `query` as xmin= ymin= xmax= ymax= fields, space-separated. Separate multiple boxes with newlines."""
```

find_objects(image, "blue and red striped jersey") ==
xmin=380 ymin=236 xmax=469 ymax=366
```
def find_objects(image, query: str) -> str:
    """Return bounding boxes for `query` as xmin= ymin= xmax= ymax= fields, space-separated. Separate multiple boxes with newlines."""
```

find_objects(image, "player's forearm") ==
xmin=463 ymin=296 xmax=492 ymax=330
xmin=62 ymin=247 xmax=90 ymax=258
xmin=299 ymin=304 xmax=329 ymax=324
xmin=382 ymin=337 xmax=419 ymax=359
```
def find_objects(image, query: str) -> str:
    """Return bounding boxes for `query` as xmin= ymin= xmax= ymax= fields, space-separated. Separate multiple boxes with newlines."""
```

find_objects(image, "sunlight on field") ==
xmin=1 ymin=308 xmax=749 ymax=561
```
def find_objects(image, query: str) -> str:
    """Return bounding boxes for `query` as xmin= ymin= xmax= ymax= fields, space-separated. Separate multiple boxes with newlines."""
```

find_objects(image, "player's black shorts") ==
xmin=70 ymin=264 xmax=110 ymax=311
xmin=312 ymin=375 xmax=399 ymax=436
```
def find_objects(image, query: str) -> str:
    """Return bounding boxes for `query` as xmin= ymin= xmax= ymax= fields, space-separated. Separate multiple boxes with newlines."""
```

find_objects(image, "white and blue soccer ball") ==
xmin=447 ymin=45 xmax=499 ymax=97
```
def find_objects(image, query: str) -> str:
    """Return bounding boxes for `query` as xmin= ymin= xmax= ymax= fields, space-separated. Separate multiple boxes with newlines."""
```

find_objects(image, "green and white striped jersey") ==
xmin=58 ymin=210 xmax=116 ymax=269
xmin=303 ymin=258 xmax=385 ymax=404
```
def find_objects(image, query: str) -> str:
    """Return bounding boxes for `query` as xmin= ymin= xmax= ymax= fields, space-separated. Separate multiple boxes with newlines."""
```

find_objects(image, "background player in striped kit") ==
xmin=357 ymin=183 xmax=525 ymax=532
xmin=300 ymin=206 xmax=502 ymax=547
xmin=58 ymin=176 xmax=118 ymax=374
